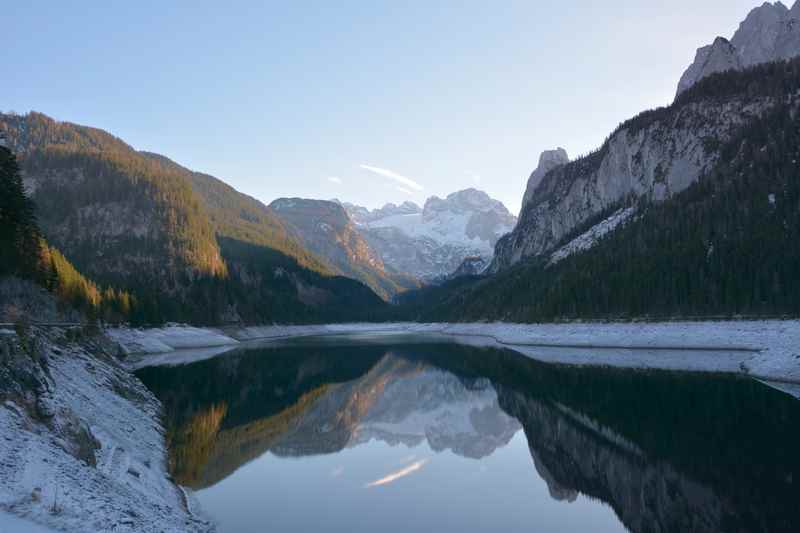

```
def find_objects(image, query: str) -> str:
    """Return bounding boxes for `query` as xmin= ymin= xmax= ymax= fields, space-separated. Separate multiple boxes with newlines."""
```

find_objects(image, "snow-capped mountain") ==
xmin=676 ymin=0 xmax=800 ymax=97
xmin=342 ymin=189 xmax=517 ymax=281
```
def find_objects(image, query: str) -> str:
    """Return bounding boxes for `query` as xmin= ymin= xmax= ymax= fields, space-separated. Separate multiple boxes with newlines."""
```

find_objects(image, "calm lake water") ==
xmin=136 ymin=333 xmax=800 ymax=533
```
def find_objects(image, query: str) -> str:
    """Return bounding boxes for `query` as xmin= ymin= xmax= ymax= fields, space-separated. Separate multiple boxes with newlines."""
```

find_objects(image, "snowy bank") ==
xmin=0 ymin=330 xmax=213 ymax=532
xmin=108 ymin=326 xmax=238 ymax=355
xmin=112 ymin=321 xmax=800 ymax=384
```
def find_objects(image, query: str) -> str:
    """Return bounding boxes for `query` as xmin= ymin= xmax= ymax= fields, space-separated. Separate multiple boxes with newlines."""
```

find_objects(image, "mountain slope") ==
xmin=1 ymin=112 xmax=226 ymax=290
xmin=490 ymin=55 xmax=797 ymax=273
xmin=0 ymin=112 xmax=386 ymax=324
xmin=269 ymin=198 xmax=419 ymax=300
xmin=407 ymin=59 xmax=800 ymax=321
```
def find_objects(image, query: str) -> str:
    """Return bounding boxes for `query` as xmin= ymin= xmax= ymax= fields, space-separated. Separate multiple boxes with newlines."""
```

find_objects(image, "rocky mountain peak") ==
xmin=522 ymin=148 xmax=570 ymax=209
xmin=676 ymin=38 xmax=740 ymax=97
xmin=677 ymin=1 xmax=800 ymax=97
xmin=731 ymin=2 xmax=789 ymax=64
xmin=423 ymin=188 xmax=509 ymax=218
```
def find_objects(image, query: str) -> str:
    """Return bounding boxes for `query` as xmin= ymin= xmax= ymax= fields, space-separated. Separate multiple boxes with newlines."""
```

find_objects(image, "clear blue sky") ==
xmin=4 ymin=0 xmax=761 ymax=213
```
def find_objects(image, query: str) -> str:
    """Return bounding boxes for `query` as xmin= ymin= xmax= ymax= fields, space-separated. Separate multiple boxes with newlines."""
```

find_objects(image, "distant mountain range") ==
xmin=341 ymin=189 xmax=517 ymax=281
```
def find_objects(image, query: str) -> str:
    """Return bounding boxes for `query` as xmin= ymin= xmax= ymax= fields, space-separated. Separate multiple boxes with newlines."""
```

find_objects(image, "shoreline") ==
xmin=109 ymin=320 xmax=800 ymax=385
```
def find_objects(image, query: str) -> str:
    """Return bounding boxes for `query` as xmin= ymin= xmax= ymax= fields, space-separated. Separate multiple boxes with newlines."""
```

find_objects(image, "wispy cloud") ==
xmin=330 ymin=466 xmax=345 ymax=478
xmin=327 ymin=176 xmax=343 ymax=185
xmin=468 ymin=173 xmax=482 ymax=185
xmin=360 ymin=164 xmax=424 ymax=192
xmin=364 ymin=459 xmax=429 ymax=488
xmin=395 ymin=186 xmax=414 ymax=195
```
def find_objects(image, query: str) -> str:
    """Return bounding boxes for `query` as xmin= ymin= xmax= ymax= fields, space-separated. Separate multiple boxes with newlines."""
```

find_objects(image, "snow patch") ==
xmin=549 ymin=207 xmax=635 ymax=265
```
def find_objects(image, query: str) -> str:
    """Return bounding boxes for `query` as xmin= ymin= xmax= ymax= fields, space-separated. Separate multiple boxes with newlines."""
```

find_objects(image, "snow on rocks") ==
xmin=0 ymin=332 xmax=214 ymax=532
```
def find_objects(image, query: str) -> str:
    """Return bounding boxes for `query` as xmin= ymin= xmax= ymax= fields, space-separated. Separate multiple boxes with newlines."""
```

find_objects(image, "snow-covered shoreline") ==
xmin=109 ymin=320 xmax=800 ymax=384
xmin=0 ymin=330 xmax=214 ymax=533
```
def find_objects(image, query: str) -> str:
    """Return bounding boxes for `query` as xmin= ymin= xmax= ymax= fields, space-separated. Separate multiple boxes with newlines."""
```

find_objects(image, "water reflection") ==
xmin=137 ymin=335 xmax=800 ymax=533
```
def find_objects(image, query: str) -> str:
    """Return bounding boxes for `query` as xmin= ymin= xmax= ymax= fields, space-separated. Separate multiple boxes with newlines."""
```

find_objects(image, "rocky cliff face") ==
xmin=344 ymin=189 xmax=516 ymax=281
xmin=491 ymin=88 xmax=780 ymax=272
xmin=269 ymin=198 xmax=415 ymax=300
xmin=677 ymin=1 xmax=800 ymax=96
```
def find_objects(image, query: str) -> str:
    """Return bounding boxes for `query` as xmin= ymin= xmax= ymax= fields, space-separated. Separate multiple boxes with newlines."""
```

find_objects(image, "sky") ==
xmin=4 ymin=0 xmax=763 ymax=214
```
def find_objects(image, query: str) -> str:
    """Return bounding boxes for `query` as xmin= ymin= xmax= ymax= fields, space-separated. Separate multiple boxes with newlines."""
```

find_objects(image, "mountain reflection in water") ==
xmin=136 ymin=335 xmax=800 ymax=533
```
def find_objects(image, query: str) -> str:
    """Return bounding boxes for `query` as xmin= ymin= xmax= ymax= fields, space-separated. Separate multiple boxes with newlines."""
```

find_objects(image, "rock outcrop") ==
xmin=521 ymin=148 xmax=569 ymax=209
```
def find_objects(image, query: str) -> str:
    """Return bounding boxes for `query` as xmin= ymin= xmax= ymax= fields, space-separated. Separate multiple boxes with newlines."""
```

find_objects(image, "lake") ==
xmin=136 ymin=333 xmax=800 ymax=533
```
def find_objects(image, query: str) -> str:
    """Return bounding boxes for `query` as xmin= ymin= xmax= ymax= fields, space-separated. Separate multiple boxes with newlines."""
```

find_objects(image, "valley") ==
xmin=2 ymin=1 xmax=800 ymax=532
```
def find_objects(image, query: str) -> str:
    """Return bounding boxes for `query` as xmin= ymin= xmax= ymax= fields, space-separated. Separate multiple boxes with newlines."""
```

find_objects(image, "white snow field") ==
xmin=111 ymin=321 xmax=800 ymax=384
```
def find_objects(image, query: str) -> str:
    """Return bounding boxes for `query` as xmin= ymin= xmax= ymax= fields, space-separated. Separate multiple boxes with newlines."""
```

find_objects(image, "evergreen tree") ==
xmin=0 ymin=134 xmax=42 ymax=278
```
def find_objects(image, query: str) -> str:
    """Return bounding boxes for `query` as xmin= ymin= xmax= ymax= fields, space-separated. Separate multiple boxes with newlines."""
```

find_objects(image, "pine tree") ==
xmin=0 ymin=134 xmax=42 ymax=277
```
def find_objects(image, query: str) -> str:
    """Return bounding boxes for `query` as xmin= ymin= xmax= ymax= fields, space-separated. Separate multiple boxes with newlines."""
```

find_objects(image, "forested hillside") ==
xmin=401 ymin=60 xmax=800 ymax=321
xmin=0 ymin=114 xmax=387 ymax=325
xmin=1 ymin=133 xmax=136 ymax=322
